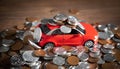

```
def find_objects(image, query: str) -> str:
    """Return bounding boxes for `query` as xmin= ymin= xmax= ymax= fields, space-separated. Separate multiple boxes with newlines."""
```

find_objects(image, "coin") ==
xmin=97 ymin=58 xmax=105 ymax=64
xmin=61 ymin=46 xmax=72 ymax=51
xmin=112 ymin=36 xmax=120 ymax=43
xmin=0 ymin=53 xmax=10 ymax=65
xmin=107 ymin=23 xmax=118 ymax=30
xmin=116 ymin=43 xmax=120 ymax=49
xmin=89 ymin=52 xmax=101 ymax=58
xmin=78 ymin=52 xmax=89 ymax=61
xmin=98 ymin=32 xmax=110 ymax=40
xmin=33 ymin=27 xmax=42 ymax=42
xmin=2 ymin=39 xmax=15 ymax=47
xmin=54 ymin=47 xmax=67 ymax=55
xmin=23 ymin=35 xmax=34 ymax=44
xmin=89 ymin=63 xmax=98 ymax=69
xmin=21 ymin=45 xmax=35 ymax=51
xmin=22 ymin=51 xmax=39 ymax=62
xmin=103 ymin=44 xmax=115 ymax=49
xmin=98 ymin=39 xmax=108 ymax=45
xmin=97 ymin=25 xmax=107 ymax=32
xmin=33 ymin=49 xmax=46 ymax=57
xmin=114 ymin=33 xmax=120 ymax=39
xmin=11 ymin=40 xmax=24 ymax=51
xmin=53 ymin=56 xmax=65 ymax=66
xmin=0 ymin=46 xmax=10 ymax=52
xmin=101 ymin=47 xmax=114 ymax=54
xmin=16 ymin=30 xmax=25 ymax=40
xmin=10 ymin=55 xmax=23 ymax=66
xmin=76 ymin=62 xmax=90 ymax=69
xmin=25 ymin=17 xmax=39 ymax=22
xmin=8 ymin=51 xmax=17 ymax=56
xmin=60 ymin=25 xmax=72 ymax=33
xmin=102 ymin=62 xmax=117 ymax=69
xmin=45 ymin=62 xmax=58 ymax=69
xmin=103 ymin=54 xmax=116 ymax=62
xmin=88 ymin=57 xmax=99 ymax=63
xmin=66 ymin=56 xmax=79 ymax=66
xmin=16 ymin=24 xmax=25 ymax=30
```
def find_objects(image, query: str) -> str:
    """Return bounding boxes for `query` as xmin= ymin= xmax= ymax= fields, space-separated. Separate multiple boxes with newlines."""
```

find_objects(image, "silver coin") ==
xmin=112 ymin=36 xmax=120 ymax=43
xmin=0 ymin=46 xmax=9 ymax=52
xmin=97 ymin=25 xmax=108 ymax=31
xmin=29 ymin=61 xmax=41 ymax=69
xmin=101 ymin=47 xmax=113 ymax=54
xmin=98 ymin=32 xmax=110 ymax=40
xmin=22 ymin=51 xmax=39 ymax=62
xmin=97 ymin=58 xmax=105 ymax=64
xmin=10 ymin=66 xmax=22 ymax=69
xmin=116 ymin=43 xmax=120 ymax=49
xmin=10 ymin=55 xmax=23 ymax=66
xmin=96 ymin=43 xmax=102 ymax=49
xmin=53 ymin=56 xmax=65 ymax=66
xmin=53 ymin=14 xmax=67 ymax=22
xmin=106 ymin=30 xmax=114 ymax=38
xmin=78 ymin=52 xmax=89 ymax=61
xmin=2 ymin=39 xmax=15 ymax=47
xmin=16 ymin=30 xmax=25 ymax=40
xmin=54 ymin=47 xmax=67 ymax=55
xmin=89 ymin=52 xmax=101 ymax=58
xmin=107 ymin=23 xmax=118 ymax=30
xmin=33 ymin=27 xmax=42 ymax=42
xmin=103 ymin=54 xmax=116 ymax=62
xmin=60 ymin=25 xmax=72 ymax=33
xmin=103 ymin=44 xmax=115 ymax=49
xmin=76 ymin=62 xmax=90 ymax=69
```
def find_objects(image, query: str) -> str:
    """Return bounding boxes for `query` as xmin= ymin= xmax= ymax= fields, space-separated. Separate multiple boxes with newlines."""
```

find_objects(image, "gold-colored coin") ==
xmin=11 ymin=40 xmax=24 ymax=51
xmin=88 ymin=57 xmax=99 ymax=63
xmin=33 ymin=49 xmax=46 ymax=57
xmin=66 ymin=56 xmax=79 ymax=66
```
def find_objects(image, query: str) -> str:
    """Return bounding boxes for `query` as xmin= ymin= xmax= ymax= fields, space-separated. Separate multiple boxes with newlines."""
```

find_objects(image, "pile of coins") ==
xmin=0 ymin=15 xmax=120 ymax=69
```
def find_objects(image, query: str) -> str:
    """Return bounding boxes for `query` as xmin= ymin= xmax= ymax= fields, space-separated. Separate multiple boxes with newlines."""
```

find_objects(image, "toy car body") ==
xmin=38 ymin=22 xmax=98 ymax=48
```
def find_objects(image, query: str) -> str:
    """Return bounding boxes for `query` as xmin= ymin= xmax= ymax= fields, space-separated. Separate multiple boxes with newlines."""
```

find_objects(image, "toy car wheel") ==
xmin=44 ymin=42 xmax=54 ymax=49
xmin=84 ymin=40 xmax=94 ymax=48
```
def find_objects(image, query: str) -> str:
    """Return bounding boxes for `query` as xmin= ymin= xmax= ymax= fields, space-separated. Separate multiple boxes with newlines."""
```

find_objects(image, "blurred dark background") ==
xmin=0 ymin=0 xmax=120 ymax=31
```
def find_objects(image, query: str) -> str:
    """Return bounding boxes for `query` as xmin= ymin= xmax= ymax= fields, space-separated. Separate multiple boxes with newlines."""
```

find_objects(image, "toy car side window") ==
xmin=76 ymin=25 xmax=86 ymax=34
xmin=40 ymin=24 xmax=50 ymax=34
xmin=51 ymin=29 xmax=63 ymax=35
xmin=70 ymin=29 xmax=80 ymax=34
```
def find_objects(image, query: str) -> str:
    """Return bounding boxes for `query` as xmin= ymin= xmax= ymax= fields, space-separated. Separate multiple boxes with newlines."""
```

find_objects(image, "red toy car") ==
xmin=36 ymin=21 xmax=98 ymax=48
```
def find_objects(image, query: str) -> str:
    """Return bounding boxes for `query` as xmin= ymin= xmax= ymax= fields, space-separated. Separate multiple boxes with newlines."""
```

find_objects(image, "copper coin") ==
xmin=23 ymin=35 xmax=34 ymax=44
xmin=21 ymin=65 xmax=31 ymax=69
xmin=11 ymin=40 xmax=24 ymax=51
xmin=114 ymin=49 xmax=120 ymax=61
xmin=21 ymin=44 xmax=35 ymax=51
xmin=45 ymin=62 xmax=58 ymax=69
xmin=98 ymin=39 xmax=108 ymax=45
xmin=114 ymin=32 xmax=120 ymax=39
xmin=16 ymin=24 xmax=25 ymax=30
xmin=102 ymin=62 xmax=117 ymax=69
xmin=66 ymin=56 xmax=79 ymax=66
xmin=0 ymin=53 xmax=10 ymax=65
xmin=25 ymin=17 xmax=39 ymax=22
xmin=89 ymin=63 xmax=98 ymax=69
xmin=88 ymin=57 xmax=99 ymax=63
xmin=7 ymin=51 xmax=17 ymax=56
xmin=4 ymin=29 xmax=16 ymax=36
xmin=33 ymin=49 xmax=46 ymax=57
xmin=61 ymin=46 xmax=72 ymax=51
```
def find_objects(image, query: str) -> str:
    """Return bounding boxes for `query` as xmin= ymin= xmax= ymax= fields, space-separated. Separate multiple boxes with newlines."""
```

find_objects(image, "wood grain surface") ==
xmin=0 ymin=0 xmax=120 ymax=31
